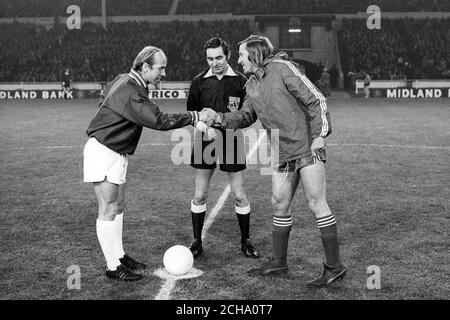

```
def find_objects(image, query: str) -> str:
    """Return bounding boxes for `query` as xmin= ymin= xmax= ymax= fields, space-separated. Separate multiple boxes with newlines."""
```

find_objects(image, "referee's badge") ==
xmin=228 ymin=96 xmax=240 ymax=111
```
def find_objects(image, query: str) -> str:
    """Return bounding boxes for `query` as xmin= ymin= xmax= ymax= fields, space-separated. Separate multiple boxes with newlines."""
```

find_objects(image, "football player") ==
xmin=208 ymin=35 xmax=346 ymax=287
xmin=84 ymin=46 xmax=214 ymax=281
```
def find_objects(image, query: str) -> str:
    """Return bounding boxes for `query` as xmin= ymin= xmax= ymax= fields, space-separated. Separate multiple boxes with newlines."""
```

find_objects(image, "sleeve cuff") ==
xmin=189 ymin=111 xmax=199 ymax=125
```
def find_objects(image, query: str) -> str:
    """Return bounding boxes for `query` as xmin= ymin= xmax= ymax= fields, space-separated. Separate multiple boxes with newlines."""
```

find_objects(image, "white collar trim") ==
xmin=203 ymin=64 xmax=237 ymax=78
xmin=129 ymin=69 xmax=147 ymax=88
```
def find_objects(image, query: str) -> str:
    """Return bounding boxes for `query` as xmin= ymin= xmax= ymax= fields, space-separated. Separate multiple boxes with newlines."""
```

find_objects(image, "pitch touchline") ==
xmin=2 ymin=142 xmax=449 ymax=151
xmin=327 ymin=143 xmax=450 ymax=150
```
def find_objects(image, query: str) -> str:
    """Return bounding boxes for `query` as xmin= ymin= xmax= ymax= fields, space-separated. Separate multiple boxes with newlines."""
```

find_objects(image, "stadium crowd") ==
xmin=0 ymin=0 xmax=171 ymax=18
xmin=0 ymin=20 xmax=252 ymax=82
xmin=1 ymin=16 xmax=449 ymax=84
xmin=177 ymin=0 xmax=450 ymax=15
xmin=1 ymin=0 xmax=449 ymax=17
xmin=340 ymin=18 xmax=450 ymax=82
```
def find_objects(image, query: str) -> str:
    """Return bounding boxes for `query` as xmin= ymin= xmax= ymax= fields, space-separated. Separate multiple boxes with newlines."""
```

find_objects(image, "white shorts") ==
xmin=83 ymin=137 xmax=128 ymax=185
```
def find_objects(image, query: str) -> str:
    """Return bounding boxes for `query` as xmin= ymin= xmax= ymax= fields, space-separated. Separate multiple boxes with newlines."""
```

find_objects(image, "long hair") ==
xmin=132 ymin=46 xmax=165 ymax=71
xmin=238 ymin=35 xmax=274 ymax=69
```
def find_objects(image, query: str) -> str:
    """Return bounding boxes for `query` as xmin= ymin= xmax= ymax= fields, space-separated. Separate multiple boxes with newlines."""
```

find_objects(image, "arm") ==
xmin=216 ymin=95 xmax=258 ymax=129
xmin=280 ymin=63 xmax=331 ymax=139
xmin=124 ymin=90 xmax=198 ymax=130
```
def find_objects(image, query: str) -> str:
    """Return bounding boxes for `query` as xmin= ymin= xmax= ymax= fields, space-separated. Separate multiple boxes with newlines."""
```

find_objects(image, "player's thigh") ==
xmin=194 ymin=169 xmax=214 ymax=201
xmin=271 ymin=170 xmax=300 ymax=208
xmin=227 ymin=170 xmax=245 ymax=193
xmin=299 ymin=161 xmax=327 ymax=206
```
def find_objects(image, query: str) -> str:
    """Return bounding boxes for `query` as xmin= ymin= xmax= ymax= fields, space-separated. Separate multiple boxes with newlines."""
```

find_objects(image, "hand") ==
xmin=199 ymin=108 xmax=221 ymax=126
xmin=204 ymin=127 xmax=217 ymax=141
xmin=311 ymin=137 xmax=326 ymax=157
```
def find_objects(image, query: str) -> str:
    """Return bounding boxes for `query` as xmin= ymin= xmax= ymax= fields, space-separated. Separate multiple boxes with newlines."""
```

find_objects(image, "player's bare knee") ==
xmin=307 ymin=197 xmax=328 ymax=215
xmin=117 ymin=199 xmax=125 ymax=213
xmin=193 ymin=193 xmax=208 ymax=205
xmin=271 ymin=195 xmax=289 ymax=212
xmin=231 ymin=190 xmax=248 ymax=207
xmin=98 ymin=201 xmax=120 ymax=220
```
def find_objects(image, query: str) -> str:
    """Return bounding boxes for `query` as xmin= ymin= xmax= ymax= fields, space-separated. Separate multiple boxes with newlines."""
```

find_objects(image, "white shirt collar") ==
xmin=203 ymin=64 xmax=237 ymax=78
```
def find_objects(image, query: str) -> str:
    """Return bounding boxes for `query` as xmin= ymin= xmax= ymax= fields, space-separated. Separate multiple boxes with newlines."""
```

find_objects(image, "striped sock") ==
xmin=316 ymin=214 xmax=341 ymax=267
xmin=236 ymin=204 xmax=251 ymax=243
xmin=273 ymin=215 xmax=293 ymax=231
xmin=272 ymin=215 xmax=292 ymax=262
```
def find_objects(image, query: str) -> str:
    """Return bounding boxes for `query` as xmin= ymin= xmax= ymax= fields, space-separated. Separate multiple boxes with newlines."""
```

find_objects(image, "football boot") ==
xmin=247 ymin=257 xmax=288 ymax=276
xmin=189 ymin=239 xmax=203 ymax=259
xmin=306 ymin=262 xmax=347 ymax=287
xmin=241 ymin=239 xmax=259 ymax=258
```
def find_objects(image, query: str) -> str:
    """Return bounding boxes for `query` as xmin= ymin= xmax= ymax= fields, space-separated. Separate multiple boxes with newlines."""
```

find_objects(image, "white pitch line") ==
xmin=1 ymin=141 xmax=449 ymax=152
xmin=154 ymin=278 xmax=177 ymax=301
xmin=327 ymin=143 xmax=450 ymax=150
xmin=153 ymin=268 xmax=204 ymax=300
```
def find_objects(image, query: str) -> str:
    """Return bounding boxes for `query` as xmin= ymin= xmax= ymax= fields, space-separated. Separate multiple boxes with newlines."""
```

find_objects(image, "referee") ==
xmin=186 ymin=37 xmax=259 ymax=260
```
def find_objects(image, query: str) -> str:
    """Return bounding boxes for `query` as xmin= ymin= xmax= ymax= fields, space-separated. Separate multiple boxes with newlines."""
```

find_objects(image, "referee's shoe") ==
xmin=241 ymin=239 xmax=259 ymax=258
xmin=189 ymin=239 xmax=203 ymax=259
xmin=306 ymin=263 xmax=346 ymax=287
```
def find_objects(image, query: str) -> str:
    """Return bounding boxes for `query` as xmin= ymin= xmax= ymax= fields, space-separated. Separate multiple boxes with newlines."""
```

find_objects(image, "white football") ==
xmin=163 ymin=245 xmax=194 ymax=276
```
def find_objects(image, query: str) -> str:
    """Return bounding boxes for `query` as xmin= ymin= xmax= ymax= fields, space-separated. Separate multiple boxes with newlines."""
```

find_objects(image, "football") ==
xmin=163 ymin=245 xmax=194 ymax=276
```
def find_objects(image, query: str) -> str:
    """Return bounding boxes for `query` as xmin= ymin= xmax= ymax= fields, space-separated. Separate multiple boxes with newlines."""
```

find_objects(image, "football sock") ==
xmin=191 ymin=200 xmax=206 ymax=242
xmin=272 ymin=215 xmax=292 ymax=263
xmin=114 ymin=212 xmax=126 ymax=259
xmin=96 ymin=219 xmax=121 ymax=271
xmin=235 ymin=204 xmax=251 ymax=243
xmin=316 ymin=214 xmax=341 ymax=267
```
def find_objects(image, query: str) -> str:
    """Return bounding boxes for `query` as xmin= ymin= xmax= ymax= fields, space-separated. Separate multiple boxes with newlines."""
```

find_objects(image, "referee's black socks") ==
xmin=191 ymin=200 xmax=206 ymax=243
xmin=235 ymin=204 xmax=251 ymax=243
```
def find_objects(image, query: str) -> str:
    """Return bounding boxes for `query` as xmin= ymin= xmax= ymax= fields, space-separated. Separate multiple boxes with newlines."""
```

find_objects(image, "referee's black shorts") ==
xmin=190 ymin=128 xmax=246 ymax=172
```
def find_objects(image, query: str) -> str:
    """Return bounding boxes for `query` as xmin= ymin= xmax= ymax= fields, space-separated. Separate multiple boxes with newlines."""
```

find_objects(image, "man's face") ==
xmin=206 ymin=47 xmax=229 ymax=76
xmin=142 ymin=51 xmax=167 ymax=85
xmin=238 ymin=43 xmax=256 ymax=74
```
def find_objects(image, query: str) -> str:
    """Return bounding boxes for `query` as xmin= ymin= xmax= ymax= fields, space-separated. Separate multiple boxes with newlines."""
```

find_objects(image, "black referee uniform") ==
xmin=187 ymin=66 xmax=247 ymax=172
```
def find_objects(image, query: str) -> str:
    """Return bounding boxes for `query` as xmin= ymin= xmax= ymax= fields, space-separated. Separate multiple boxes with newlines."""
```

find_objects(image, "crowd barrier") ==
xmin=355 ymin=80 xmax=450 ymax=98
xmin=1 ymin=81 xmax=449 ymax=99
xmin=0 ymin=82 xmax=190 ymax=100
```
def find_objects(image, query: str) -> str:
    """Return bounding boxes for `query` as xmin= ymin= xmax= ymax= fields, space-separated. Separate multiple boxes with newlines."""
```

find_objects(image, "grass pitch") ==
xmin=0 ymin=96 xmax=448 ymax=300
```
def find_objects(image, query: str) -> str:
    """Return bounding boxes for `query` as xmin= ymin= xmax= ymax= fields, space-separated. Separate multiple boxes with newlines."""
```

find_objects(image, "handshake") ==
xmin=196 ymin=108 xmax=223 ymax=141
xmin=198 ymin=108 xmax=222 ymax=126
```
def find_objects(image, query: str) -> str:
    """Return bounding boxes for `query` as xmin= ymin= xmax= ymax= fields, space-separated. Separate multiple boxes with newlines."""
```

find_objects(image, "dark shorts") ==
xmin=190 ymin=129 xmax=246 ymax=172
xmin=275 ymin=148 xmax=326 ymax=173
